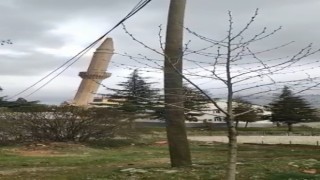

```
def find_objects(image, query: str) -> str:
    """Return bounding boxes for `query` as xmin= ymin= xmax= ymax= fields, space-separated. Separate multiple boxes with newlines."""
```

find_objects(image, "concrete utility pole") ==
xmin=73 ymin=38 xmax=114 ymax=106
xmin=164 ymin=0 xmax=191 ymax=167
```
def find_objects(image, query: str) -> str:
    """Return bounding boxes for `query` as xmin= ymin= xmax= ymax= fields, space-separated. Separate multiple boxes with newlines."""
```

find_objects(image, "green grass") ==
xmin=0 ymin=141 xmax=319 ymax=180
xmin=133 ymin=126 xmax=320 ymax=137
xmin=0 ymin=127 xmax=319 ymax=179
xmin=184 ymin=126 xmax=320 ymax=136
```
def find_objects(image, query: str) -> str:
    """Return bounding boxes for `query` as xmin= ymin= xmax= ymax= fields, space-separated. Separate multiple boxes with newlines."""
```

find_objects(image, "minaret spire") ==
xmin=73 ymin=38 xmax=114 ymax=106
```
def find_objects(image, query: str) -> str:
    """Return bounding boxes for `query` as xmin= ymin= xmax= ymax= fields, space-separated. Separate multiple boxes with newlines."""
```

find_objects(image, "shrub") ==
xmin=0 ymin=106 xmax=137 ymax=143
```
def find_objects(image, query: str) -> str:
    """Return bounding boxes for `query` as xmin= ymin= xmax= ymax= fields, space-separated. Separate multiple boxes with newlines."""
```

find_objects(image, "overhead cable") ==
xmin=8 ymin=0 xmax=152 ymax=100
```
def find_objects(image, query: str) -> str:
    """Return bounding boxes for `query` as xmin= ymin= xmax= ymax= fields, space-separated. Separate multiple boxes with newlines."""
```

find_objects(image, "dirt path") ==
xmin=0 ymin=167 xmax=77 ymax=176
xmin=188 ymin=136 xmax=320 ymax=145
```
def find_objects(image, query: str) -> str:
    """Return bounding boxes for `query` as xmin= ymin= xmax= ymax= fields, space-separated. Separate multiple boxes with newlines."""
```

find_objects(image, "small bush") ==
xmin=0 ymin=106 xmax=137 ymax=143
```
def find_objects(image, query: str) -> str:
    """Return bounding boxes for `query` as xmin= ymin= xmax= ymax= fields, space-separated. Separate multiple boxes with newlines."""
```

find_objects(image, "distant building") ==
xmin=185 ymin=99 xmax=272 ymax=123
xmin=89 ymin=96 xmax=125 ymax=108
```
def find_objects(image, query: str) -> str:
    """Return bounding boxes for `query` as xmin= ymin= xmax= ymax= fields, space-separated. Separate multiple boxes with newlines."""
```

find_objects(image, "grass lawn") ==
xmin=0 ymin=139 xmax=319 ymax=180
xmin=185 ymin=126 xmax=320 ymax=136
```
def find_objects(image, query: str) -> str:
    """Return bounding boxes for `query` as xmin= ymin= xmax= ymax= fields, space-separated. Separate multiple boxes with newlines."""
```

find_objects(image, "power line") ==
xmin=8 ymin=0 xmax=152 ymax=100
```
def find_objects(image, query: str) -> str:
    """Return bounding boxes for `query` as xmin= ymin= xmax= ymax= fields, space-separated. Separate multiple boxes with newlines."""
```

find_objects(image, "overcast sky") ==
xmin=1 ymin=0 xmax=320 ymax=105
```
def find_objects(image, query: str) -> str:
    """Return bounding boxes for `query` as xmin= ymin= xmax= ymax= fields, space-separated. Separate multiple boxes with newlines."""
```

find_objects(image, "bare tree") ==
xmin=120 ymin=8 xmax=320 ymax=180
xmin=184 ymin=9 xmax=320 ymax=179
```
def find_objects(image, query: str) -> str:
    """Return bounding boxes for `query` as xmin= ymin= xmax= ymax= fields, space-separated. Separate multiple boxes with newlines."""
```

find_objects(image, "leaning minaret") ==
xmin=73 ymin=38 xmax=114 ymax=106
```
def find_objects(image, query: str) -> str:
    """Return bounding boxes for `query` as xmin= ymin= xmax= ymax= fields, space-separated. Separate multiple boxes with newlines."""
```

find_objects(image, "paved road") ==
xmin=188 ymin=136 xmax=320 ymax=145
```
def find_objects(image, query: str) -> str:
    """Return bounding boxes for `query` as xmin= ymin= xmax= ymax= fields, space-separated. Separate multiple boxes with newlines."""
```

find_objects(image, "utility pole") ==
xmin=164 ymin=0 xmax=191 ymax=167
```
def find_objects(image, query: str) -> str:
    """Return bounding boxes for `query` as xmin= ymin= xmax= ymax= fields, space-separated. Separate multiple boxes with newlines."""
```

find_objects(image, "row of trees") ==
xmin=100 ymin=69 xmax=318 ymax=132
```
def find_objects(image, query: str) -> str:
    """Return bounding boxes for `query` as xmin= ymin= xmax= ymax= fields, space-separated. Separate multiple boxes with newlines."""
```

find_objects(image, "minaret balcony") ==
xmin=79 ymin=72 xmax=111 ymax=79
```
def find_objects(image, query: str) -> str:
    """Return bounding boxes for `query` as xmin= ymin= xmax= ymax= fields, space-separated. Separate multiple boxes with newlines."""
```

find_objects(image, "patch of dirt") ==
xmin=153 ymin=141 xmax=167 ymax=146
xmin=142 ymin=158 xmax=170 ymax=164
xmin=0 ymin=166 xmax=76 ymax=175
xmin=11 ymin=149 xmax=64 ymax=157
xmin=116 ymin=158 xmax=170 ymax=168
xmin=302 ymin=169 xmax=317 ymax=174
xmin=8 ymin=142 xmax=88 ymax=157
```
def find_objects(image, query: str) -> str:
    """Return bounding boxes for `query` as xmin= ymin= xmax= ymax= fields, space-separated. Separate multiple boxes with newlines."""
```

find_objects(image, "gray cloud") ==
xmin=1 ymin=0 xmax=320 ymax=104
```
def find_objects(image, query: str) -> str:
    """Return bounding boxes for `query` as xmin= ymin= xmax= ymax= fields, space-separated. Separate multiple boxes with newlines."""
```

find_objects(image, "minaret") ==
xmin=73 ymin=38 xmax=114 ymax=106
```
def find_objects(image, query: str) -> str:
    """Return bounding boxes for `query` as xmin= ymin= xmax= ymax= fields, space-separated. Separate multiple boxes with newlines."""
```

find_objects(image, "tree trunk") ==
xmin=245 ymin=121 xmax=249 ymax=128
xmin=164 ymin=0 xmax=191 ymax=167
xmin=226 ymin=120 xmax=237 ymax=180
xmin=235 ymin=120 xmax=239 ymax=128
xmin=225 ymin=84 xmax=237 ymax=180
xmin=225 ymin=20 xmax=237 ymax=180
xmin=288 ymin=122 xmax=293 ymax=132
xmin=225 ymin=110 xmax=238 ymax=180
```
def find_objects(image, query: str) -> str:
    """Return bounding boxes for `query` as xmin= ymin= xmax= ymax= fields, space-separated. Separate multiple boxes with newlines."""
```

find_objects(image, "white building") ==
xmin=186 ymin=99 xmax=273 ymax=127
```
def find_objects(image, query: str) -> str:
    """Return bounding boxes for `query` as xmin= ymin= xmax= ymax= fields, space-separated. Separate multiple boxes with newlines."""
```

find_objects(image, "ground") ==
xmin=0 ymin=127 xmax=319 ymax=179
xmin=189 ymin=135 xmax=320 ymax=145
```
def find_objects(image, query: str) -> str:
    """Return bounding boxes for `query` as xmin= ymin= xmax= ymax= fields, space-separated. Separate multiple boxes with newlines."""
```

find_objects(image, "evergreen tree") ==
xmin=183 ymin=85 xmax=209 ymax=121
xmin=270 ymin=86 xmax=318 ymax=131
xmin=184 ymin=85 xmax=208 ymax=112
xmin=112 ymin=69 xmax=160 ymax=116
xmin=0 ymin=88 xmax=40 ymax=108
xmin=0 ymin=87 xmax=4 ymax=103
xmin=155 ymin=84 xmax=209 ymax=121
xmin=233 ymin=98 xmax=260 ymax=128
xmin=0 ymin=97 xmax=42 ymax=109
